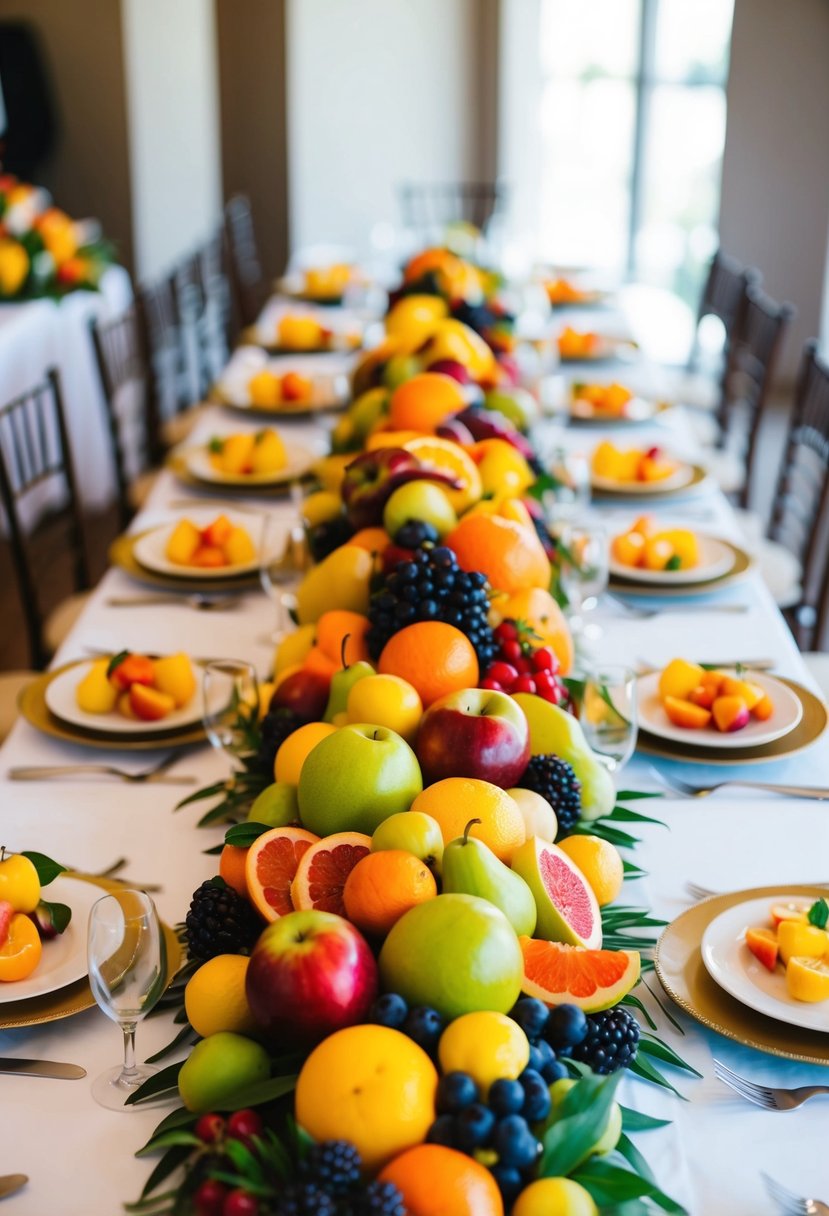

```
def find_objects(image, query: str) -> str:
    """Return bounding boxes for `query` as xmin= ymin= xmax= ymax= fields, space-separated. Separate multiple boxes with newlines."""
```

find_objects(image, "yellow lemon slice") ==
xmin=786 ymin=956 xmax=829 ymax=1003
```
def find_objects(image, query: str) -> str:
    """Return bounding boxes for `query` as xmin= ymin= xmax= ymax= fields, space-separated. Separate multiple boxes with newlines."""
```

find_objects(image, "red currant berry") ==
xmin=223 ymin=1192 xmax=259 ymax=1216
xmin=513 ymin=656 xmax=533 ymax=675
xmin=480 ymin=677 xmax=504 ymax=691
xmin=226 ymin=1108 xmax=263 ymax=1145
xmin=494 ymin=621 xmax=519 ymax=643
xmin=499 ymin=638 xmax=522 ymax=663
xmin=487 ymin=661 xmax=519 ymax=686
xmin=532 ymin=647 xmax=555 ymax=672
xmin=194 ymin=1113 xmax=225 ymax=1144
xmin=193 ymin=1179 xmax=229 ymax=1216
xmin=534 ymin=670 xmax=557 ymax=698
xmin=512 ymin=675 xmax=537 ymax=694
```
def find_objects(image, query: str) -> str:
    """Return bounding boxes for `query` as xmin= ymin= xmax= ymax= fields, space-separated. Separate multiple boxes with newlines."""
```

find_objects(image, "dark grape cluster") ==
xmin=366 ymin=544 xmax=497 ymax=670
xmin=368 ymin=992 xmax=445 ymax=1057
xmin=270 ymin=1141 xmax=405 ymax=1216
xmin=481 ymin=620 xmax=570 ymax=705
xmin=518 ymin=755 xmax=582 ymax=832
xmin=570 ymin=1005 xmax=640 ymax=1075
xmin=184 ymin=880 xmax=263 ymax=962
xmin=256 ymin=707 xmax=302 ymax=775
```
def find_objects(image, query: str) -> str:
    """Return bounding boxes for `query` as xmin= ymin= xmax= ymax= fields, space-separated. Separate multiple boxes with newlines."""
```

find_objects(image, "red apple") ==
xmin=436 ymin=418 xmax=475 ymax=445
xmin=427 ymin=358 xmax=471 ymax=385
xmin=246 ymin=909 xmax=378 ymax=1045
xmin=416 ymin=688 xmax=531 ymax=787
xmin=270 ymin=670 xmax=331 ymax=723
xmin=341 ymin=449 xmax=460 ymax=530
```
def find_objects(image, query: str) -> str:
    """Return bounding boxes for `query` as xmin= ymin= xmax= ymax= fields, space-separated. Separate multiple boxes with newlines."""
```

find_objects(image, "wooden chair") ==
xmin=0 ymin=368 xmax=91 ymax=670
xmin=687 ymin=250 xmax=761 ymax=374
xmin=224 ymin=194 xmax=269 ymax=329
xmin=134 ymin=276 xmax=196 ymax=460
xmin=398 ymin=180 xmax=508 ymax=238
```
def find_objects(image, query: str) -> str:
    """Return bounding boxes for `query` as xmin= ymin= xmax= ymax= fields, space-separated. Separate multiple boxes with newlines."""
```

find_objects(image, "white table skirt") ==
xmin=0 ymin=397 xmax=826 ymax=1215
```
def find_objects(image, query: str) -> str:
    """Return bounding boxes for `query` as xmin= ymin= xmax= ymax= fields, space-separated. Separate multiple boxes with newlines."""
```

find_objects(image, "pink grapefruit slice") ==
xmin=520 ymin=938 xmax=640 ymax=1012
xmin=246 ymin=826 xmax=320 ymax=922
xmin=511 ymin=837 xmax=602 ymax=948
xmin=291 ymin=831 xmax=371 ymax=917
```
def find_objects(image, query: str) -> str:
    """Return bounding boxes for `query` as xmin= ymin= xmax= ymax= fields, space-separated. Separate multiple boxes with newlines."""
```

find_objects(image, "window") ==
xmin=536 ymin=0 xmax=734 ymax=305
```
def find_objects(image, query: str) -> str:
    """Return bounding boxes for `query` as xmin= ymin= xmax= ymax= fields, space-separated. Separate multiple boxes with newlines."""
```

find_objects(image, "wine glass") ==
xmin=559 ymin=522 xmax=609 ymax=639
xmin=202 ymin=659 xmax=259 ymax=765
xmin=540 ymin=449 xmax=591 ymax=527
xmin=87 ymin=890 xmax=166 ymax=1110
xmin=259 ymin=509 xmax=308 ymax=644
xmin=581 ymin=666 xmax=638 ymax=771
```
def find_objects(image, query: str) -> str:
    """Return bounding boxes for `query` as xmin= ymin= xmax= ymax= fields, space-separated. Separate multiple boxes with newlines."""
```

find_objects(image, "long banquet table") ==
xmin=1 ymin=365 xmax=827 ymax=1215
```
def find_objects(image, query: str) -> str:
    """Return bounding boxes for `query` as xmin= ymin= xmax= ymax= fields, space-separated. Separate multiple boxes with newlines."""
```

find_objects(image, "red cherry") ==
xmin=534 ymin=670 xmax=557 ymax=698
xmin=193 ymin=1179 xmax=229 ymax=1216
xmin=223 ymin=1191 xmax=259 ymax=1216
xmin=512 ymin=675 xmax=537 ymax=694
xmin=194 ymin=1113 xmax=225 ymax=1144
xmin=226 ymin=1108 xmax=263 ymax=1145
xmin=487 ymin=661 xmax=519 ymax=686
xmin=480 ymin=677 xmax=504 ymax=691
xmin=499 ymin=638 xmax=522 ymax=663
xmin=531 ymin=647 xmax=555 ymax=672
xmin=494 ymin=620 xmax=519 ymax=643
xmin=513 ymin=657 xmax=533 ymax=675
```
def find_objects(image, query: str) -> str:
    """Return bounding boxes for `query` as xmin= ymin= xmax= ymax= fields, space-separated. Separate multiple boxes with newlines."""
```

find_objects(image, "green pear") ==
xmin=441 ymin=819 xmax=537 ymax=937
xmin=513 ymin=694 xmax=616 ymax=821
xmin=323 ymin=633 xmax=374 ymax=723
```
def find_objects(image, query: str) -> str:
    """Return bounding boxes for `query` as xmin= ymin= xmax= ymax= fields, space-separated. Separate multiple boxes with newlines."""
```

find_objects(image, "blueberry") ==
xmin=490 ymin=1165 xmax=523 ymax=1205
xmin=403 ymin=1006 xmax=444 ymax=1053
xmin=542 ymin=1059 xmax=569 ymax=1084
xmin=527 ymin=1044 xmax=545 ymax=1073
xmin=454 ymin=1103 xmax=495 ymax=1152
xmin=492 ymin=1115 xmax=540 ymax=1170
xmin=426 ymin=1114 xmax=457 ymax=1147
xmin=488 ymin=1078 xmax=525 ymax=1117
xmin=369 ymin=992 xmax=408 ymax=1029
xmin=533 ymin=1039 xmax=555 ymax=1069
xmin=545 ymin=1004 xmax=588 ymax=1050
xmin=436 ymin=1071 xmax=478 ymax=1115
xmin=430 ymin=547 xmax=455 ymax=568
xmin=519 ymin=1069 xmax=551 ymax=1123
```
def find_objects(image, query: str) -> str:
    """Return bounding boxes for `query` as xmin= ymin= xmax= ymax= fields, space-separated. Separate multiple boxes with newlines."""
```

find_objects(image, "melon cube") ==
xmin=663 ymin=696 xmax=712 ymax=730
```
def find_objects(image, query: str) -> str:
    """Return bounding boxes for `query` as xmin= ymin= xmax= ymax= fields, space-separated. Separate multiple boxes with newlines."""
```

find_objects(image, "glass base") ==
xmin=92 ymin=1063 xmax=158 ymax=1111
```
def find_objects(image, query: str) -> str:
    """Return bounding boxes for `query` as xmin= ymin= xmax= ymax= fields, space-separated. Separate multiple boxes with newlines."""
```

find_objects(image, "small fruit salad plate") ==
xmin=569 ymin=382 xmax=659 ymax=424
xmin=610 ymin=516 xmax=735 ymax=586
xmin=591 ymin=441 xmax=695 ymax=494
xmin=638 ymin=660 xmax=802 ymax=749
xmin=702 ymin=893 xmax=829 ymax=1032
xmin=46 ymin=651 xmax=200 ymax=735
xmin=545 ymin=277 xmax=609 ymax=309
xmin=185 ymin=430 xmax=315 ymax=488
xmin=557 ymin=327 xmax=634 ymax=363
xmin=0 ymin=875 xmax=100 ymax=1003
xmin=250 ymin=299 xmax=364 ymax=354
xmin=277 ymin=262 xmax=357 ymax=305
xmin=133 ymin=512 xmax=260 ymax=580
xmin=213 ymin=348 xmax=350 ymax=416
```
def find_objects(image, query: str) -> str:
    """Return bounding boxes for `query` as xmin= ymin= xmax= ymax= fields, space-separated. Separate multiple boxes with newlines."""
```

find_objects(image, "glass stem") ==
xmin=121 ymin=1022 xmax=138 ymax=1081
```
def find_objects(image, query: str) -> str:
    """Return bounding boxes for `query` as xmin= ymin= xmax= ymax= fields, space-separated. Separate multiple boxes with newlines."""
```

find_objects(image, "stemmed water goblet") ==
xmin=202 ymin=659 xmax=260 ymax=768
xmin=558 ymin=522 xmax=609 ymax=643
xmin=581 ymin=665 xmax=638 ymax=771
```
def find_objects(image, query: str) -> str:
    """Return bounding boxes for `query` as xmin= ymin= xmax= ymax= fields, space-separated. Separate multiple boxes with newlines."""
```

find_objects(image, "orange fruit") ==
xmin=493 ymin=587 xmax=573 ymax=676
xmin=295 ymin=1024 xmax=438 ymax=1171
xmin=300 ymin=646 xmax=339 ymax=679
xmin=401 ymin=435 xmax=482 ymax=513
xmin=343 ymin=850 xmax=437 ymax=937
xmin=218 ymin=844 xmax=249 ymax=898
xmin=274 ymin=722 xmax=338 ymax=784
xmin=245 ymin=826 xmax=319 ymax=921
xmin=379 ymin=1145 xmax=503 ymax=1216
xmin=378 ymin=622 xmax=478 ymax=707
xmin=557 ymin=835 xmax=624 ymax=907
xmin=446 ymin=514 xmax=551 ymax=594
xmin=388 ymin=373 xmax=466 ymax=432
xmin=520 ymin=938 xmax=640 ymax=1012
xmin=291 ymin=831 xmax=371 ymax=916
xmin=348 ymin=527 xmax=391 ymax=554
xmin=0 ymin=912 xmax=42 ymax=981
xmin=315 ymin=610 xmax=372 ymax=666
xmin=610 ymin=530 xmax=646 ymax=567
xmin=410 ymin=778 xmax=525 ymax=863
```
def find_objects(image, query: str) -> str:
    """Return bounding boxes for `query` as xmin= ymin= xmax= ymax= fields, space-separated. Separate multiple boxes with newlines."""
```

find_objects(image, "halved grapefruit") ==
xmin=510 ymin=837 xmax=602 ymax=948
xmin=246 ymin=826 xmax=319 ymax=922
xmin=291 ymin=832 xmax=372 ymax=917
xmin=520 ymin=938 xmax=640 ymax=1012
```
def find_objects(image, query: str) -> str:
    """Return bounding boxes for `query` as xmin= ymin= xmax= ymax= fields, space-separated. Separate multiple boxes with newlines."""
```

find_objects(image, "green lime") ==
xmin=178 ymin=1031 xmax=270 ymax=1112
xmin=248 ymin=783 xmax=299 ymax=827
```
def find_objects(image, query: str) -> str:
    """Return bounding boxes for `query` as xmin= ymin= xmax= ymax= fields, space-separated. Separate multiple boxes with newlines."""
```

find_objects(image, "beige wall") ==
xmin=0 ymin=0 xmax=134 ymax=272
xmin=719 ymin=0 xmax=829 ymax=379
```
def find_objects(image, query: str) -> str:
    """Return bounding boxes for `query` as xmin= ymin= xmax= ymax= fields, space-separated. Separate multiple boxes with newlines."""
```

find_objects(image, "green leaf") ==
xmin=126 ymin=1060 xmax=183 ymax=1106
xmin=808 ymin=898 xmax=829 ymax=929
xmin=209 ymin=1073 xmax=298 ymax=1112
xmin=203 ymin=843 xmax=224 ymax=855
xmin=139 ymin=1142 xmax=191 ymax=1200
xmin=616 ymin=1133 xmax=656 ymax=1181
xmin=136 ymin=1130 xmax=201 ymax=1158
xmin=609 ymin=807 xmax=667 ymax=827
xmin=538 ymin=1071 xmax=622 ymax=1177
xmin=106 ymin=649 xmax=130 ymax=679
xmin=627 ymin=1053 xmax=687 ymax=1098
xmin=139 ymin=1106 xmax=196 ymax=1154
xmin=20 ymin=851 xmax=67 ymax=885
xmin=615 ymin=790 xmax=663 ymax=801
xmin=620 ymin=993 xmax=657 ymax=1030
xmin=664 ymin=555 xmax=682 ymax=571
xmin=145 ymin=1023 xmax=198 ymax=1064
xmin=225 ymin=822 xmax=273 ymax=847
xmin=175 ymin=781 xmax=228 ymax=809
xmin=38 ymin=899 xmax=72 ymax=933
xmin=573 ymin=1156 xmax=687 ymax=1213
xmin=619 ymin=1106 xmax=671 ymax=1132
xmin=639 ymin=1034 xmax=702 ymax=1077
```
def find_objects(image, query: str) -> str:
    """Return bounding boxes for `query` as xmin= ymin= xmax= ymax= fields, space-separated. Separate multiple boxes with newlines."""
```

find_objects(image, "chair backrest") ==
xmin=0 ymin=368 xmax=90 ymax=668
xmin=717 ymin=284 xmax=795 ymax=508
xmin=769 ymin=340 xmax=829 ymax=645
xmin=224 ymin=195 xmax=268 ymax=329
xmin=134 ymin=277 xmax=190 ymax=462
xmin=398 ymin=180 xmax=508 ymax=238
xmin=171 ymin=231 xmax=232 ymax=397
xmin=687 ymin=251 xmax=761 ymax=374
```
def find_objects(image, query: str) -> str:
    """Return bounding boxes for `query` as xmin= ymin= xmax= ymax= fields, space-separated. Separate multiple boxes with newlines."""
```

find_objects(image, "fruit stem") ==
xmin=0 ymin=846 xmax=5 ymax=862
xmin=462 ymin=819 xmax=482 ymax=845
xmin=340 ymin=633 xmax=351 ymax=670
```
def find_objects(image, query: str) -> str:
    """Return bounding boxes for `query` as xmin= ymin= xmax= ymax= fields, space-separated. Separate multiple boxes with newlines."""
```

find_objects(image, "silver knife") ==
xmin=0 ymin=1058 xmax=86 ymax=1079
xmin=0 ymin=1176 xmax=28 ymax=1200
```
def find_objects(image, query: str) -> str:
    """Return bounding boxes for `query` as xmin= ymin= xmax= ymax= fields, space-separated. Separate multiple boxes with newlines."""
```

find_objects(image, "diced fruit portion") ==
xmin=166 ymin=518 xmax=200 ymax=565
xmin=152 ymin=654 xmax=197 ymax=708
xmin=571 ymin=381 xmax=633 ymax=417
xmin=657 ymin=661 xmax=775 ymax=733
xmin=770 ymin=902 xmax=810 ymax=927
xmin=130 ymin=684 xmax=177 ymax=722
xmin=0 ymin=911 xmax=42 ymax=981
xmin=76 ymin=659 xmax=118 ymax=714
xmin=77 ymin=649 xmax=197 ymax=723
xmin=777 ymin=921 xmax=828 ymax=966
xmin=209 ymin=429 xmax=287 ymax=476
xmin=658 ymin=659 xmax=706 ymax=701
xmin=165 ymin=515 xmax=257 ymax=569
xmin=745 ymin=927 xmax=778 ymax=971
xmin=591 ymin=440 xmax=680 ymax=484
xmin=711 ymin=695 xmax=750 ymax=733
xmin=224 ymin=526 xmax=257 ymax=565
xmin=663 ymin=696 xmax=711 ymax=730
xmin=786 ymin=957 xmax=829 ymax=1002
xmin=520 ymin=938 xmax=640 ymax=1012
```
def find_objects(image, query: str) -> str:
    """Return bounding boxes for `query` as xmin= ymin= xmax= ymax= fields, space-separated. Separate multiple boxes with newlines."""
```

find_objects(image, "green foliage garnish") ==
xmin=21 ymin=850 xmax=67 ymax=886
xmin=808 ymin=898 xmax=829 ymax=928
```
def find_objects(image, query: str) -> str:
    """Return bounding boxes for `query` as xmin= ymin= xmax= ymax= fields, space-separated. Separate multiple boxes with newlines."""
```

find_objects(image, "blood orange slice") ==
xmin=291 ymin=832 xmax=371 ymax=917
xmin=511 ymin=837 xmax=602 ymax=948
xmin=246 ymin=826 xmax=320 ymax=922
xmin=520 ymin=938 xmax=640 ymax=1012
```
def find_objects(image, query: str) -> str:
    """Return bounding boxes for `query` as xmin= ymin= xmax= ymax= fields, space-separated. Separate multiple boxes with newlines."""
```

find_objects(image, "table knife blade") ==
xmin=0 ymin=1057 xmax=86 ymax=1079
xmin=0 ymin=1175 xmax=28 ymax=1200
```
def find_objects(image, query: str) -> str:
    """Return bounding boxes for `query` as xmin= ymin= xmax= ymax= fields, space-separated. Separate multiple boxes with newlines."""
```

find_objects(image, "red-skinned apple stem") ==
xmin=462 ymin=819 xmax=482 ymax=845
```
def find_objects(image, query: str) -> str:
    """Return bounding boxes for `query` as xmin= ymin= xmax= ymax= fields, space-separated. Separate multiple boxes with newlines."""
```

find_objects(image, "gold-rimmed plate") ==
xmin=609 ymin=541 xmax=752 ymax=597
xmin=109 ymin=531 xmax=262 ymax=593
xmin=655 ymin=884 xmax=829 ymax=1066
xmin=0 ymin=873 xmax=182 ymax=1030
xmin=19 ymin=661 xmax=208 ymax=750
xmin=636 ymin=676 xmax=827 ymax=765
xmin=209 ymin=372 xmax=349 ymax=417
xmin=558 ymin=335 xmax=638 ymax=364
xmin=591 ymin=463 xmax=710 ymax=500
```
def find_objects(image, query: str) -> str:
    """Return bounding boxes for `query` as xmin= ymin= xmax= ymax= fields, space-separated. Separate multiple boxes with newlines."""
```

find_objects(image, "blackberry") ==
xmin=518 ymin=755 xmax=582 ymax=831
xmin=571 ymin=1005 xmax=640 ymax=1075
xmin=302 ymin=1140 xmax=361 ymax=1193
xmin=366 ymin=547 xmax=497 ymax=669
xmin=256 ymin=707 xmax=302 ymax=775
xmin=352 ymin=1181 xmax=406 ymax=1216
xmin=274 ymin=1182 xmax=336 ymax=1216
xmin=184 ymin=880 xmax=262 ymax=962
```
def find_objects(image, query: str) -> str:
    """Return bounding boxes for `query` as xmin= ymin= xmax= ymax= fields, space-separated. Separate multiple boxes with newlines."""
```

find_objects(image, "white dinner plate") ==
xmin=132 ymin=512 xmax=261 ymax=580
xmin=570 ymin=395 xmax=659 ymax=424
xmin=45 ymin=660 xmax=203 ymax=736
xmin=185 ymin=441 xmax=314 ymax=488
xmin=0 ymin=876 xmax=101 ymax=1003
xmin=637 ymin=671 xmax=803 ymax=749
xmin=252 ymin=299 xmax=365 ymax=350
xmin=702 ymin=895 xmax=829 ymax=1033
xmin=609 ymin=534 xmax=736 ymax=586
xmin=591 ymin=461 xmax=695 ymax=494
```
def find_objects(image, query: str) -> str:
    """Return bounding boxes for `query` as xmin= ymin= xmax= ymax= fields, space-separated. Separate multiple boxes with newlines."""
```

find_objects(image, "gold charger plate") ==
xmin=110 ymin=531 xmax=262 ymax=593
xmin=636 ymin=676 xmax=827 ymax=766
xmin=591 ymin=463 xmax=709 ymax=499
xmin=655 ymin=884 xmax=829 ymax=1066
xmin=0 ymin=873 xmax=183 ymax=1030
xmin=609 ymin=541 xmax=753 ymax=598
xmin=19 ymin=661 xmax=207 ymax=750
xmin=166 ymin=450 xmax=311 ymax=497
xmin=558 ymin=336 xmax=638 ymax=364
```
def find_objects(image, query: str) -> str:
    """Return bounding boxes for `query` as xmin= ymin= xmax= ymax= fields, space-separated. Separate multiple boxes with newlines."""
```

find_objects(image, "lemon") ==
xmin=184 ymin=955 xmax=258 ymax=1038
xmin=437 ymin=1011 xmax=529 ymax=1097
xmin=786 ymin=956 xmax=829 ymax=1002
xmin=777 ymin=921 xmax=828 ymax=965
xmin=557 ymin=835 xmax=624 ymax=908
xmin=178 ymin=1032 xmax=270 ymax=1112
xmin=512 ymin=1177 xmax=598 ymax=1216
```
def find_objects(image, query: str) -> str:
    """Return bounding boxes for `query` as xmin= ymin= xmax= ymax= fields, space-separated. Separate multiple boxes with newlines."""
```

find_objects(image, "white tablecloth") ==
xmin=0 ymin=396 xmax=826 ymax=1215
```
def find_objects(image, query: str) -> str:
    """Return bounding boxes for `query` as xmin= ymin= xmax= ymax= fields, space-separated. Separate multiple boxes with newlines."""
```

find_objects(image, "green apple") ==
xmin=247 ymin=782 xmax=299 ymax=827
xmin=178 ymin=1032 xmax=270 ymax=1113
xmin=382 ymin=354 xmax=421 ymax=391
xmin=483 ymin=388 xmax=539 ymax=432
xmin=371 ymin=810 xmax=444 ymax=874
xmin=383 ymin=480 xmax=457 ymax=541
xmin=297 ymin=724 xmax=423 ymax=836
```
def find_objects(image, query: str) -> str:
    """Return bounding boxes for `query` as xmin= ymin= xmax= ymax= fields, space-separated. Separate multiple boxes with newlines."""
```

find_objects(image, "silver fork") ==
xmin=8 ymin=753 xmax=196 ymax=785
xmin=106 ymin=594 xmax=244 ymax=611
xmin=649 ymin=768 xmax=829 ymax=801
xmin=763 ymin=1172 xmax=829 ymax=1214
xmin=714 ymin=1059 xmax=829 ymax=1112
xmin=607 ymin=595 xmax=749 ymax=619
